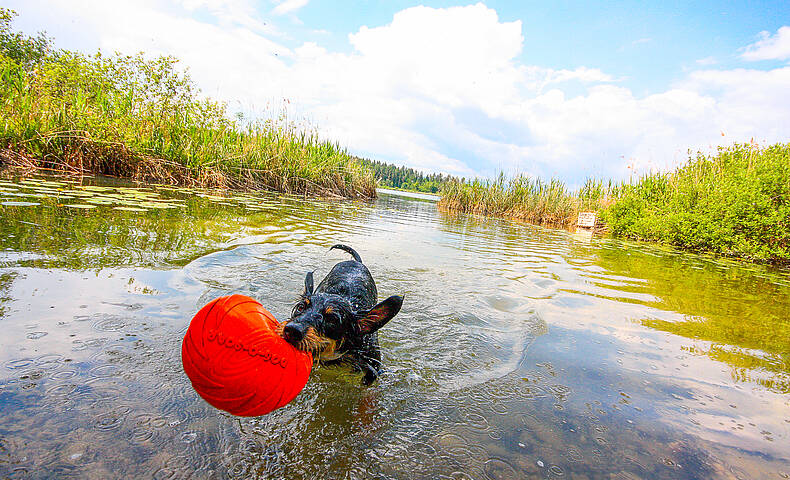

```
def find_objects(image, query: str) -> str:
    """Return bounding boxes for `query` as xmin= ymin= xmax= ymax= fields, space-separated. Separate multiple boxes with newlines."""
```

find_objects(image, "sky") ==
xmin=6 ymin=0 xmax=790 ymax=185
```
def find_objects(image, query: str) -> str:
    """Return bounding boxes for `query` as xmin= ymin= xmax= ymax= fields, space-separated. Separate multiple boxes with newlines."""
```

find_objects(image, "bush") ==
xmin=601 ymin=143 xmax=790 ymax=263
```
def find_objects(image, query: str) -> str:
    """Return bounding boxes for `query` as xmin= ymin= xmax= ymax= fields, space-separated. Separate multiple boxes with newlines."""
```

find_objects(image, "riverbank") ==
xmin=439 ymin=143 xmax=790 ymax=264
xmin=0 ymin=9 xmax=375 ymax=198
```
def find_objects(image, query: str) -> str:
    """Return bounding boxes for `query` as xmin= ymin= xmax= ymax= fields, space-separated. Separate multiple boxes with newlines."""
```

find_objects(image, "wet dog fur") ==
xmin=279 ymin=245 xmax=403 ymax=385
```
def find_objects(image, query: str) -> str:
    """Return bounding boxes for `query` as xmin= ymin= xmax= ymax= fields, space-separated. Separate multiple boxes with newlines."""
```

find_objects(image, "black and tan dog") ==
xmin=279 ymin=245 xmax=403 ymax=385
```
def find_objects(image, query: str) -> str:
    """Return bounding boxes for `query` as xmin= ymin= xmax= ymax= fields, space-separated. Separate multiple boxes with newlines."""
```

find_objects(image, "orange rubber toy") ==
xmin=182 ymin=295 xmax=313 ymax=416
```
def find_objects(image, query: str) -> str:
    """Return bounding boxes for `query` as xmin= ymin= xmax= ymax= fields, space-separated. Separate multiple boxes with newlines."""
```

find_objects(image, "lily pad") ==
xmin=81 ymin=186 xmax=114 ymax=192
xmin=61 ymin=190 xmax=94 ymax=197
xmin=137 ymin=201 xmax=179 ymax=209
xmin=113 ymin=206 xmax=148 ymax=212
xmin=65 ymin=204 xmax=97 ymax=209
xmin=2 ymin=201 xmax=40 ymax=207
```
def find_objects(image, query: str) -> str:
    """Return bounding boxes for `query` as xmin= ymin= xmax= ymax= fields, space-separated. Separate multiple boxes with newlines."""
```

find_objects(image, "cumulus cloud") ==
xmin=741 ymin=26 xmax=790 ymax=61
xmin=7 ymin=1 xmax=790 ymax=183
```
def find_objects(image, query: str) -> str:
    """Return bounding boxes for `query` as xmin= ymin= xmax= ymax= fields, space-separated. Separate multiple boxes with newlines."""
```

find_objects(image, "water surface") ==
xmin=0 ymin=175 xmax=789 ymax=479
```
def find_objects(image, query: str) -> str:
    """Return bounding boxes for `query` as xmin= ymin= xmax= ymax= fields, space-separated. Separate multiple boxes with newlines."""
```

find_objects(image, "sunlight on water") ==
xmin=0 ymin=174 xmax=789 ymax=479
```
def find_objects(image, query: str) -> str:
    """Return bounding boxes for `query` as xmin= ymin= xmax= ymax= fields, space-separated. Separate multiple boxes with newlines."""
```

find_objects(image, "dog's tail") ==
xmin=330 ymin=244 xmax=362 ymax=263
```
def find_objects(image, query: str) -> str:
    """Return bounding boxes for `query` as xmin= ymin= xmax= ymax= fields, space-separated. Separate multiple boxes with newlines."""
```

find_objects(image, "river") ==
xmin=0 ymin=175 xmax=788 ymax=479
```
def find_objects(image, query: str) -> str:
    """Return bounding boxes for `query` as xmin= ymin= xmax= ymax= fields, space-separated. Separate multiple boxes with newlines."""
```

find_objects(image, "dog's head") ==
xmin=279 ymin=272 xmax=402 ymax=358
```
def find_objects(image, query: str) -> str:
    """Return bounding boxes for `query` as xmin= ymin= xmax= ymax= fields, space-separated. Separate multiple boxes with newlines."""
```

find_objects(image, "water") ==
xmin=0 ymin=175 xmax=789 ymax=479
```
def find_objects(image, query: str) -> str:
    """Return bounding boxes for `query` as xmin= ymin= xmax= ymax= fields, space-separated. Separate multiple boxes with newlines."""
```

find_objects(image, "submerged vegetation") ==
xmin=440 ymin=143 xmax=790 ymax=263
xmin=0 ymin=8 xmax=375 ymax=198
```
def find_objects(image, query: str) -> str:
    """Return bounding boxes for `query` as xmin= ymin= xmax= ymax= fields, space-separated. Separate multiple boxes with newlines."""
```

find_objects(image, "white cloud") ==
xmin=7 ymin=1 xmax=790 ymax=182
xmin=741 ymin=26 xmax=790 ymax=61
xmin=272 ymin=0 xmax=309 ymax=16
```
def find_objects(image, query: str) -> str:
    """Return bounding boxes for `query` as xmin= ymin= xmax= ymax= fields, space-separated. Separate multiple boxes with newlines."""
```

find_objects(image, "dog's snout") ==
xmin=282 ymin=323 xmax=305 ymax=345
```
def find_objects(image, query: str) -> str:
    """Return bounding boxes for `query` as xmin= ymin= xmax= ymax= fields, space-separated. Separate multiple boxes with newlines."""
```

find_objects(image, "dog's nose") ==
xmin=282 ymin=323 xmax=305 ymax=345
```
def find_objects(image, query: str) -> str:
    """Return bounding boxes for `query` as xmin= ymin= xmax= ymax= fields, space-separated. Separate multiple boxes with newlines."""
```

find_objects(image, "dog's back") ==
xmin=316 ymin=245 xmax=377 ymax=311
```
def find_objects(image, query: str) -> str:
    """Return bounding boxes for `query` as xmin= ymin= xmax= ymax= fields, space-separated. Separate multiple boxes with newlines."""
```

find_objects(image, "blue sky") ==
xmin=288 ymin=1 xmax=790 ymax=89
xmin=7 ymin=1 xmax=790 ymax=185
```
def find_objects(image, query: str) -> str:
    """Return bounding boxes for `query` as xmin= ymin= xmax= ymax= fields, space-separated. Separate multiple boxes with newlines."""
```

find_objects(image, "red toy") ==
xmin=181 ymin=295 xmax=313 ymax=416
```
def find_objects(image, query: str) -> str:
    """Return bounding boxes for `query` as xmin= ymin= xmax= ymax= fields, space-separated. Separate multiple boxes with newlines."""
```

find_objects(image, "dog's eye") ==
xmin=293 ymin=303 xmax=306 ymax=315
xmin=324 ymin=311 xmax=341 ymax=325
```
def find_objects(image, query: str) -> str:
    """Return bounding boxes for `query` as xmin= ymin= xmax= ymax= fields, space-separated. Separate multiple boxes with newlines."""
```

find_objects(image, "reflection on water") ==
xmin=0 ymin=174 xmax=789 ymax=479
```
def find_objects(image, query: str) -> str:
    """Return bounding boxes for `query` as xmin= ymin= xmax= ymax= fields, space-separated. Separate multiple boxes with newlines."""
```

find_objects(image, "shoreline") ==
xmin=438 ymin=143 xmax=789 ymax=265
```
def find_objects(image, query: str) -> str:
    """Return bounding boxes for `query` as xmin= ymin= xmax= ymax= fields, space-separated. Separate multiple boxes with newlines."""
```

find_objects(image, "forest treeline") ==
xmin=356 ymin=158 xmax=460 ymax=193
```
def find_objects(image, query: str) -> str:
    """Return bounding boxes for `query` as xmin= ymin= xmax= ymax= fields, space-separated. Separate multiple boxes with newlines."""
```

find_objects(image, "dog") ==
xmin=279 ymin=245 xmax=403 ymax=385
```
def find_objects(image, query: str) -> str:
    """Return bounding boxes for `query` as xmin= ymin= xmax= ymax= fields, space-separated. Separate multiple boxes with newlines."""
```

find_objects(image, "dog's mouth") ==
xmin=277 ymin=321 xmax=337 ymax=358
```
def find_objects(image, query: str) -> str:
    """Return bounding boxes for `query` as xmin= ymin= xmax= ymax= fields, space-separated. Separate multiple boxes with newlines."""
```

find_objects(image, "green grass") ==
xmin=0 ymin=9 xmax=375 ymax=198
xmin=601 ymin=143 xmax=790 ymax=263
xmin=440 ymin=143 xmax=790 ymax=263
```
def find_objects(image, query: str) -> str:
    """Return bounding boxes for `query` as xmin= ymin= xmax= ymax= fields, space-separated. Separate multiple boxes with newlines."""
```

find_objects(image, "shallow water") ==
xmin=0 ymin=175 xmax=789 ymax=479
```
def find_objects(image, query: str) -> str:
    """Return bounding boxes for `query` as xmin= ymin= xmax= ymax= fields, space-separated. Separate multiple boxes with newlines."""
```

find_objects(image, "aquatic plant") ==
xmin=0 ymin=9 xmax=375 ymax=198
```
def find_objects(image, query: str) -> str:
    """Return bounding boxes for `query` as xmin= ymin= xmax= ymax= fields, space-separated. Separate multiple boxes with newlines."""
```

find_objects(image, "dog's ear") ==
xmin=304 ymin=271 xmax=314 ymax=296
xmin=358 ymin=295 xmax=403 ymax=335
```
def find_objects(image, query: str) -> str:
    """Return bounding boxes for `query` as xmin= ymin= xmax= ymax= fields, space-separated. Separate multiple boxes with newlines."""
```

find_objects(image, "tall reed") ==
xmin=0 ymin=10 xmax=375 ymax=198
xmin=439 ymin=175 xmax=611 ymax=229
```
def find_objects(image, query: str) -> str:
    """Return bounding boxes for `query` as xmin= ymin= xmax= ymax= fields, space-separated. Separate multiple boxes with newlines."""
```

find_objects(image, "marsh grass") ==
xmin=439 ymin=174 xmax=612 ymax=229
xmin=440 ymin=143 xmax=790 ymax=263
xmin=0 ymin=9 xmax=375 ymax=198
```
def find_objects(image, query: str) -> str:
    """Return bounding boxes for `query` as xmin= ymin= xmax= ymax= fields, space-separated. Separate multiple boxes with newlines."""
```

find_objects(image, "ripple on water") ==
xmin=448 ymin=471 xmax=479 ymax=480
xmin=89 ymin=364 xmax=121 ymax=378
xmin=130 ymin=424 xmax=156 ymax=444
xmin=89 ymin=342 xmax=134 ymax=361
xmin=94 ymin=410 xmax=127 ymax=431
xmin=49 ymin=463 xmax=82 ymax=479
xmin=49 ymin=369 xmax=78 ymax=380
xmin=548 ymin=464 xmax=565 ymax=476
xmin=461 ymin=410 xmax=490 ymax=433
xmin=487 ymin=399 xmax=509 ymax=416
xmin=45 ymin=383 xmax=78 ymax=397
xmin=565 ymin=447 xmax=584 ymax=463
xmin=92 ymin=316 xmax=128 ymax=332
xmin=150 ymin=467 xmax=179 ymax=480
xmin=35 ymin=353 xmax=65 ymax=369
xmin=483 ymin=457 xmax=519 ymax=480
xmin=6 ymin=358 xmax=34 ymax=370
xmin=435 ymin=431 xmax=488 ymax=468
xmin=93 ymin=405 xmax=131 ymax=431
xmin=73 ymin=337 xmax=108 ymax=351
